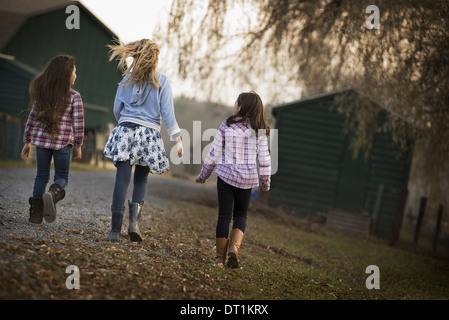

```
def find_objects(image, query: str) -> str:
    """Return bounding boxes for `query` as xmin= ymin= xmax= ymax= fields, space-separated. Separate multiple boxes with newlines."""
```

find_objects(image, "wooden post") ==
xmin=414 ymin=197 xmax=427 ymax=246
xmin=390 ymin=188 xmax=408 ymax=246
xmin=432 ymin=204 xmax=444 ymax=256
xmin=371 ymin=183 xmax=384 ymax=235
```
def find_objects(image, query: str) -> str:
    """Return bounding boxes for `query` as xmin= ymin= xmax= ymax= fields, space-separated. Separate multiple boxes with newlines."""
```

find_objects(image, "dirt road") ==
xmin=0 ymin=165 xmax=230 ymax=299
xmin=2 ymin=165 xmax=449 ymax=304
xmin=0 ymin=165 xmax=217 ymax=241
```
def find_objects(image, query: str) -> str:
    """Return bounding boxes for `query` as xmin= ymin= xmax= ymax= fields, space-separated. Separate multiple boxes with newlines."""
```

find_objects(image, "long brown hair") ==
xmin=29 ymin=55 xmax=75 ymax=135
xmin=227 ymin=91 xmax=270 ymax=136
xmin=107 ymin=38 xmax=161 ymax=89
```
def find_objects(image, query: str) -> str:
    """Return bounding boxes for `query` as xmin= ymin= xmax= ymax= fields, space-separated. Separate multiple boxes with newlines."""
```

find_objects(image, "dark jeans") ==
xmin=33 ymin=145 xmax=72 ymax=197
xmin=112 ymin=161 xmax=150 ymax=210
xmin=216 ymin=176 xmax=252 ymax=238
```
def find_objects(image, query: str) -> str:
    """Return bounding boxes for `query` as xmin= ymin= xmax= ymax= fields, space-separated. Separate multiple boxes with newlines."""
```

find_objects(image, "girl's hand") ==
xmin=176 ymin=137 xmax=183 ymax=158
xmin=195 ymin=177 xmax=206 ymax=184
xmin=21 ymin=143 xmax=31 ymax=161
xmin=74 ymin=145 xmax=82 ymax=161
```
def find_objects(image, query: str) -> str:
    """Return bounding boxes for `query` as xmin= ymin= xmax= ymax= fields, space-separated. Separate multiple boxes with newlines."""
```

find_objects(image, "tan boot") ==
xmin=226 ymin=228 xmax=244 ymax=268
xmin=214 ymin=238 xmax=229 ymax=267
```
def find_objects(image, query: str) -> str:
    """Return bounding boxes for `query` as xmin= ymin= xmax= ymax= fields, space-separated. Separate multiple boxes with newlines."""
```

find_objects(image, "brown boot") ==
xmin=214 ymin=238 xmax=229 ymax=267
xmin=28 ymin=197 xmax=43 ymax=224
xmin=226 ymin=228 xmax=244 ymax=269
xmin=42 ymin=183 xmax=65 ymax=223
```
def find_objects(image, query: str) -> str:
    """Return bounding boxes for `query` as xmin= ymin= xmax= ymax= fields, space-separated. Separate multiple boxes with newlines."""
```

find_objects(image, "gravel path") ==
xmin=0 ymin=165 xmax=305 ymax=300
xmin=0 ymin=165 xmax=229 ymax=299
xmin=0 ymin=166 xmax=216 ymax=243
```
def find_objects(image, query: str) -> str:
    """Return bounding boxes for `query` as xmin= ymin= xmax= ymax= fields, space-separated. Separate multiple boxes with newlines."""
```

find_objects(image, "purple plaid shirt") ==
xmin=24 ymin=89 xmax=84 ymax=150
xmin=197 ymin=119 xmax=271 ymax=190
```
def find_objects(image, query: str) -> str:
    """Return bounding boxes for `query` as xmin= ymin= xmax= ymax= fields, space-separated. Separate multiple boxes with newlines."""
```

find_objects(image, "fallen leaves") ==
xmin=0 ymin=199 xmax=229 ymax=300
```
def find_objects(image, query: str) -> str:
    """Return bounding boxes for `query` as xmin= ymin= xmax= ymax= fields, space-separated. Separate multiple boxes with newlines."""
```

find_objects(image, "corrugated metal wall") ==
xmin=269 ymin=90 xmax=413 ymax=238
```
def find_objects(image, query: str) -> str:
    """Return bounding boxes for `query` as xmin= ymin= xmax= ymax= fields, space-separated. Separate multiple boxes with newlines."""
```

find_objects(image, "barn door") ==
xmin=335 ymin=141 xmax=370 ymax=212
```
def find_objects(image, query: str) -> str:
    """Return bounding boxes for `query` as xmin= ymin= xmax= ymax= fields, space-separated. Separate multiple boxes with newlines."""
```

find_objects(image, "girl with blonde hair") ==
xmin=104 ymin=39 xmax=183 ymax=242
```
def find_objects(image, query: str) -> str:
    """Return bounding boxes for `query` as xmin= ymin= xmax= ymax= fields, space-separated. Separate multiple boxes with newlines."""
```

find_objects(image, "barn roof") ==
xmin=0 ymin=53 xmax=39 ymax=77
xmin=272 ymin=87 xmax=354 ymax=115
xmin=272 ymin=87 xmax=411 ymax=124
xmin=0 ymin=0 xmax=118 ymax=50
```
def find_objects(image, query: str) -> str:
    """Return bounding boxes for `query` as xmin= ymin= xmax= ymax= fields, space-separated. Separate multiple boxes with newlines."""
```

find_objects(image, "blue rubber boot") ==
xmin=128 ymin=201 xmax=143 ymax=242
xmin=104 ymin=206 xmax=125 ymax=242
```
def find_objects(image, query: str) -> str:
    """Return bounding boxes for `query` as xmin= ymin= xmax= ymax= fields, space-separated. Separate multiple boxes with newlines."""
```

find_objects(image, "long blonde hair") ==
xmin=108 ymin=39 xmax=161 ymax=88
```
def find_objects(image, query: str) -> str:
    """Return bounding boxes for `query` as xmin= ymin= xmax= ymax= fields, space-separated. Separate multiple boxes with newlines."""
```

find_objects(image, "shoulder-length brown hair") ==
xmin=227 ymin=91 xmax=270 ymax=136
xmin=29 ymin=55 xmax=75 ymax=135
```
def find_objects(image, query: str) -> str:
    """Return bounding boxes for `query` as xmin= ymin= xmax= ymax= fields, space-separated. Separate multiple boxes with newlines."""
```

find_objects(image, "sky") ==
xmin=79 ymin=0 xmax=300 ymax=105
xmin=81 ymin=0 xmax=192 ymax=97
xmin=79 ymin=0 xmax=282 ymax=165
xmin=80 ymin=0 xmax=172 ymax=43
xmin=81 ymin=0 xmax=240 ymax=104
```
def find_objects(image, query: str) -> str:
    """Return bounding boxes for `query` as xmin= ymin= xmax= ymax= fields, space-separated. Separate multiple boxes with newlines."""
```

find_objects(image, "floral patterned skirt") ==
xmin=103 ymin=125 xmax=170 ymax=175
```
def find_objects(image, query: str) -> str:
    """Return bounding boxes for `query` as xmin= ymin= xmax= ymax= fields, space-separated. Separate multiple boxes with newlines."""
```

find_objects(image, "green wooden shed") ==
xmin=269 ymin=88 xmax=414 ymax=238
xmin=0 ymin=0 xmax=122 ymax=162
xmin=0 ymin=54 xmax=38 ymax=159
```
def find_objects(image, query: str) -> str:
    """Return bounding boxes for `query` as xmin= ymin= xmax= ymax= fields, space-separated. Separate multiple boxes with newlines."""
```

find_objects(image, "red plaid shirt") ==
xmin=24 ymin=89 xmax=84 ymax=150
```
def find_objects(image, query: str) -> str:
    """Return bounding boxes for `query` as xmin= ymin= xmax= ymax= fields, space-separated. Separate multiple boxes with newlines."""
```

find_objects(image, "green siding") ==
xmin=0 ymin=58 xmax=34 ymax=118
xmin=0 ymin=57 xmax=35 ymax=160
xmin=0 ymin=2 xmax=122 ymax=162
xmin=271 ymin=96 xmax=346 ymax=218
xmin=364 ymin=132 xmax=412 ymax=236
xmin=335 ymin=140 xmax=370 ymax=212
xmin=270 ymin=89 xmax=413 ymax=238
xmin=1 ymin=3 xmax=121 ymax=126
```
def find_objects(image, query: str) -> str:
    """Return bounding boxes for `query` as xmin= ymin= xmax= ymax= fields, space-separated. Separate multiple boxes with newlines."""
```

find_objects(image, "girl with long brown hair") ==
xmin=196 ymin=91 xmax=271 ymax=268
xmin=103 ymin=39 xmax=183 ymax=242
xmin=21 ymin=55 xmax=84 ymax=224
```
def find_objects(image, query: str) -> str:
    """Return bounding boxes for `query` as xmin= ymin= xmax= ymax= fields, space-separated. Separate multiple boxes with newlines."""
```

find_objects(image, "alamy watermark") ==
xmin=168 ymin=122 xmax=278 ymax=175
xmin=65 ymin=5 xmax=80 ymax=30
xmin=65 ymin=265 xmax=80 ymax=289
xmin=63 ymin=264 xmax=379 ymax=291
xmin=365 ymin=265 xmax=380 ymax=289
xmin=64 ymin=5 xmax=380 ymax=31
xmin=366 ymin=5 xmax=380 ymax=30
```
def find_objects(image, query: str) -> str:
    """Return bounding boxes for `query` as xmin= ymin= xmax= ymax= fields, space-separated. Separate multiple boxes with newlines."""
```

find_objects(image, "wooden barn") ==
xmin=269 ymin=88 xmax=414 ymax=239
xmin=0 ymin=55 xmax=38 ymax=159
xmin=0 ymin=0 xmax=122 ymax=162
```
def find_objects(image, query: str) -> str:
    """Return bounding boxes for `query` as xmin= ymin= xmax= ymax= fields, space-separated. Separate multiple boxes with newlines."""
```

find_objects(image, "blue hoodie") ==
xmin=113 ymin=72 xmax=181 ymax=140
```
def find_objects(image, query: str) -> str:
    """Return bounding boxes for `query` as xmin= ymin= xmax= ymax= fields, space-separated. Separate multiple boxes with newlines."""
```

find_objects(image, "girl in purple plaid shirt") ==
xmin=196 ymin=91 xmax=271 ymax=268
xmin=21 ymin=55 xmax=84 ymax=225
